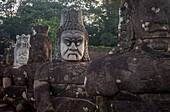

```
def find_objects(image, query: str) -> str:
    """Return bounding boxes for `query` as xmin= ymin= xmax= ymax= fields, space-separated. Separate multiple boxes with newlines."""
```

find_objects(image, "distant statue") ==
xmin=85 ymin=0 xmax=170 ymax=111
xmin=3 ymin=24 xmax=52 ymax=112
xmin=34 ymin=9 xmax=96 ymax=112
xmin=3 ymin=34 xmax=31 ymax=111
xmin=29 ymin=24 xmax=52 ymax=63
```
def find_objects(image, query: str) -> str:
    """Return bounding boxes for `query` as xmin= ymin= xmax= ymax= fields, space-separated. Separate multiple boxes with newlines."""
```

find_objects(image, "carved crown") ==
xmin=16 ymin=34 xmax=31 ymax=48
xmin=60 ymin=9 xmax=84 ymax=26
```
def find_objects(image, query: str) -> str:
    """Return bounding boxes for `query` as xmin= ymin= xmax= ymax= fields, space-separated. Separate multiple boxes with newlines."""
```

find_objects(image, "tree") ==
xmin=84 ymin=0 xmax=123 ymax=46
xmin=1 ymin=0 xmax=123 ymax=56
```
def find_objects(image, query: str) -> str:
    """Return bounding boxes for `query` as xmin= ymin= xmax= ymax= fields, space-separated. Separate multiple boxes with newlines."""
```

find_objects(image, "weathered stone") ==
xmin=53 ymin=97 xmax=96 ymax=112
xmin=32 ymin=24 xmax=49 ymax=36
xmin=107 ymin=100 xmax=170 ymax=112
xmin=85 ymin=0 xmax=170 ymax=111
xmin=29 ymin=24 xmax=52 ymax=63
xmin=35 ymin=61 xmax=90 ymax=98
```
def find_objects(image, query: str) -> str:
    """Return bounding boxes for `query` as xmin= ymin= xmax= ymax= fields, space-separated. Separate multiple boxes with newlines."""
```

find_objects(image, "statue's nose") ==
xmin=20 ymin=39 xmax=25 ymax=47
xmin=69 ymin=42 xmax=77 ymax=51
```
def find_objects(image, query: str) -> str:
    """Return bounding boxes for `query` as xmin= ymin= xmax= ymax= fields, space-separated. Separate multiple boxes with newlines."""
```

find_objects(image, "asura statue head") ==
xmin=54 ymin=9 xmax=90 ymax=62
xmin=13 ymin=34 xmax=31 ymax=66
xmin=111 ymin=0 xmax=170 ymax=55
xmin=132 ymin=0 xmax=170 ymax=52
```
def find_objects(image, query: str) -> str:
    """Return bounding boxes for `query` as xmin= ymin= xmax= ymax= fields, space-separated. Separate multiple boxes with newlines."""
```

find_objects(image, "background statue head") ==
xmin=53 ymin=9 xmax=90 ymax=62
xmin=32 ymin=24 xmax=50 ymax=36
xmin=110 ymin=0 xmax=170 ymax=55
xmin=13 ymin=34 xmax=31 ymax=66
xmin=132 ymin=0 xmax=170 ymax=52
xmin=29 ymin=24 xmax=52 ymax=63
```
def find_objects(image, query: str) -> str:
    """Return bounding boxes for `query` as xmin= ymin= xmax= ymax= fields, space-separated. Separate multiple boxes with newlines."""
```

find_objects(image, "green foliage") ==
xmin=100 ymin=33 xmax=118 ymax=47
xmin=84 ymin=0 xmax=123 ymax=46
xmin=0 ymin=16 xmax=31 ymax=40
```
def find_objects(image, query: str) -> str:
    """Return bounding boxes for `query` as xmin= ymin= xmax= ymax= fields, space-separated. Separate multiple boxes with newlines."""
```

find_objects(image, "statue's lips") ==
xmin=18 ymin=58 xmax=26 ymax=62
xmin=148 ymin=31 xmax=170 ymax=38
xmin=68 ymin=53 xmax=78 ymax=57
xmin=149 ymin=26 xmax=169 ymax=33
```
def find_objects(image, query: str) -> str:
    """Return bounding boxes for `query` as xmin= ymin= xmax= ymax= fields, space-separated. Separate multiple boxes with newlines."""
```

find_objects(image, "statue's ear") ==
xmin=27 ymin=34 xmax=31 ymax=38
xmin=27 ymin=34 xmax=31 ymax=41
xmin=46 ymin=25 xmax=50 ymax=31
xmin=16 ymin=35 xmax=20 ymax=40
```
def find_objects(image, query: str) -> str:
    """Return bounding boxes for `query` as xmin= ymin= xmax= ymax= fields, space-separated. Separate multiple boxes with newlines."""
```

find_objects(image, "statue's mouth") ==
xmin=149 ymin=24 xmax=169 ymax=32
xmin=148 ymin=24 xmax=170 ymax=38
xmin=149 ymin=31 xmax=170 ymax=38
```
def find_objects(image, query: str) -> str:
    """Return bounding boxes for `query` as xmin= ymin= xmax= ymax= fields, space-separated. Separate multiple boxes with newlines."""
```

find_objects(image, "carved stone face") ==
xmin=133 ymin=0 xmax=170 ymax=51
xmin=14 ymin=34 xmax=30 ymax=66
xmin=16 ymin=47 xmax=29 ymax=65
xmin=60 ymin=30 xmax=85 ymax=61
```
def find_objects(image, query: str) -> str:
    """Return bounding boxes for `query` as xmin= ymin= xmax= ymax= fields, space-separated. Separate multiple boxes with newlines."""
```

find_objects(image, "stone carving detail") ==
xmin=60 ymin=30 xmax=85 ymax=61
xmin=54 ymin=8 xmax=90 ymax=61
xmin=85 ymin=0 xmax=170 ymax=111
xmin=13 ymin=34 xmax=31 ymax=66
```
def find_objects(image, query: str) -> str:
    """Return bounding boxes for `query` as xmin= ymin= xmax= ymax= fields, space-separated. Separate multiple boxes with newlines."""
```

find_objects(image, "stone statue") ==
xmin=34 ymin=9 xmax=96 ymax=112
xmin=13 ymin=34 xmax=31 ymax=66
xmin=85 ymin=0 xmax=170 ymax=111
xmin=2 ymin=24 xmax=52 ymax=112
xmin=53 ymin=9 xmax=90 ymax=62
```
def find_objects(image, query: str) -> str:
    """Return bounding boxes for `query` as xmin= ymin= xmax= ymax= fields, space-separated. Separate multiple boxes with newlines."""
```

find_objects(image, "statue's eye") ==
xmin=76 ymin=41 xmax=81 ymax=46
xmin=23 ymin=53 xmax=27 ymax=56
xmin=66 ymin=41 xmax=71 ymax=46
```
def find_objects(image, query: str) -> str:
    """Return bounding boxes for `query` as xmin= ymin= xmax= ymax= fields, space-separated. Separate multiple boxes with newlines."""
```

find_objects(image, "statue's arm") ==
xmin=3 ymin=77 xmax=12 ymax=88
xmin=3 ymin=67 xmax=12 ymax=88
xmin=34 ymin=80 xmax=54 ymax=112
xmin=85 ymin=59 xmax=119 ymax=96
xmin=3 ymin=67 xmax=27 ymax=97
xmin=3 ymin=67 xmax=13 ymax=97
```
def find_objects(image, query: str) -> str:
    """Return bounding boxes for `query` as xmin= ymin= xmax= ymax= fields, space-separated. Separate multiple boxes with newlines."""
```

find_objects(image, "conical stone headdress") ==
xmin=53 ymin=9 xmax=90 ymax=62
